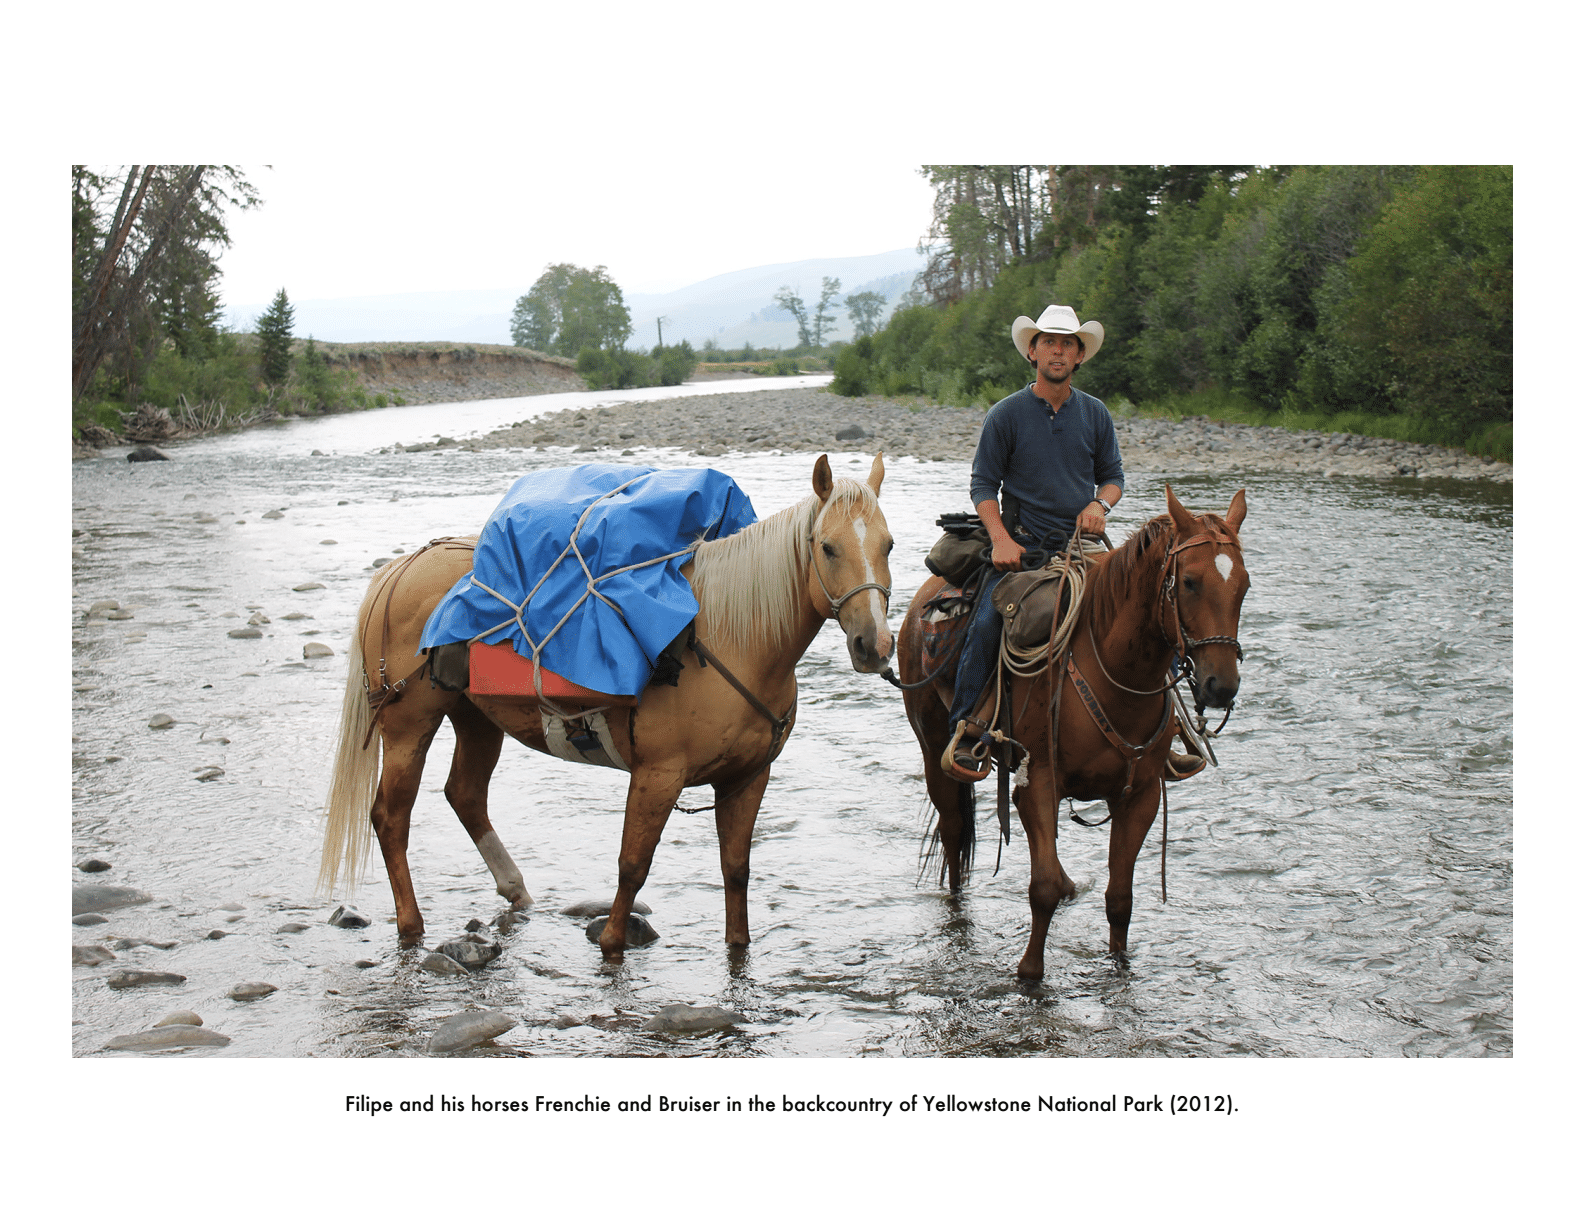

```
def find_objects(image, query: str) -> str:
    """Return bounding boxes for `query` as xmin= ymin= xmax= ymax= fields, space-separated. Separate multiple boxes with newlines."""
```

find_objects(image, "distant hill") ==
xmin=225 ymin=248 xmax=924 ymax=349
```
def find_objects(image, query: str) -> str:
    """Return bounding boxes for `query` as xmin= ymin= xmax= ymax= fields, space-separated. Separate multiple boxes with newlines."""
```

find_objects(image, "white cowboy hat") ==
xmin=1011 ymin=304 xmax=1105 ymax=362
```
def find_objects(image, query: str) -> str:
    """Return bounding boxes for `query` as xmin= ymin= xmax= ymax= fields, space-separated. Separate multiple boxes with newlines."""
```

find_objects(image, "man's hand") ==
xmin=990 ymin=534 xmax=1025 ymax=572
xmin=1076 ymin=500 xmax=1107 ymax=537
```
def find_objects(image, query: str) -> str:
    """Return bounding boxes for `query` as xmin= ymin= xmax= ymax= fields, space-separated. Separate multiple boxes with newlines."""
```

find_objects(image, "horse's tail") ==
xmin=317 ymin=602 xmax=379 ymax=900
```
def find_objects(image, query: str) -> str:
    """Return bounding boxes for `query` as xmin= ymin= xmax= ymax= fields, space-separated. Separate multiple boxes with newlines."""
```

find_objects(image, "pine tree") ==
xmin=256 ymin=288 xmax=295 ymax=386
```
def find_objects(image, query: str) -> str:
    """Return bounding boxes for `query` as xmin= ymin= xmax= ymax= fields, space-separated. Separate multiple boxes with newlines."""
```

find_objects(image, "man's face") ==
xmin=1029 ymin=331 xmax=1083 ymax=383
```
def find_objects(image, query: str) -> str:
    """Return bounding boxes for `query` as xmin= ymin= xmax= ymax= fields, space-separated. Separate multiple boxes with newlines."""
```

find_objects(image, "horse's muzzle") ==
xmin=846 ymin=620 xmax=894 ymax=674
xmin=1193 ymin=666 xmax=1239 ymax=709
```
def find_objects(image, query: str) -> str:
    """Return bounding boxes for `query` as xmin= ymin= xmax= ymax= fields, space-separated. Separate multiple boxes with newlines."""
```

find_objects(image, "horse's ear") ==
xmin=1165 ymin=484 xmax=1197 ymax=536
xmin=1225 ymin=489 xmax=1247 ymax=535
xmin=812 ymin=454 xmax=834 ymax=502
xmin=866 ymin=452 xmax=885 ymax=495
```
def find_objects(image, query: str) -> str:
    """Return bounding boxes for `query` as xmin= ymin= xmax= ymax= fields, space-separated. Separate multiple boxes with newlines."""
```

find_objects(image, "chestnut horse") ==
xmin=898 ymin=486 xmax=1248 ymax=979
xmin=319 ymin=455 xmax=894 ymax=961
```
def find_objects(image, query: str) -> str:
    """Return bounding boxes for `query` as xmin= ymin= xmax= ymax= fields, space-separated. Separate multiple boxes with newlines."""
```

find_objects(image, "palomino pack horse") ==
xmin=898 ymin=486 xmax=1249 ymax=979
xmin=320 ymin=455 xmax=894 ymax=961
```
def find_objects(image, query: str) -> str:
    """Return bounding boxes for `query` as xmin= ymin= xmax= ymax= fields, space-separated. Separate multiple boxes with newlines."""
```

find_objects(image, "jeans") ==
xmin=946 ymin=570 xmax=1007 ymax=732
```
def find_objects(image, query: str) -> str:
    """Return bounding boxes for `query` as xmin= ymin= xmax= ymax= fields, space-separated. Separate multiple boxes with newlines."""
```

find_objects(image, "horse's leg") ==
xmin=370 ymin=700 xmax=448 ymax=945
xmin=1013 ymin=743 xmax=1076 ymax=981
xmin=713 ymin=768 xmax=771 ymax=945
xmin=1104 ymin=778 xmax=1163 ymax=957
xmin=443 ymin=699 xmax=530 ymax=911
xmin=910 ymin=692 xmax=974 ymax=891
xmin=598 ymin=764 xmax=687 ymax=962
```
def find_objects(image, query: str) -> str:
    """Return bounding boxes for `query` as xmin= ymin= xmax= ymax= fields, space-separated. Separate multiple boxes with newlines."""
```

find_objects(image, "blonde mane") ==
xmin=690 ymin=478 xmax=878 ymax=652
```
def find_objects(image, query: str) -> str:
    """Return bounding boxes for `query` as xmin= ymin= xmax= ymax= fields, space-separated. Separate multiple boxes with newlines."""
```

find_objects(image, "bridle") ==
xmin=808 ymin=528 xmax=891 ymax=618
xmin=1158 ymin=525 xmax=1245 ymax=708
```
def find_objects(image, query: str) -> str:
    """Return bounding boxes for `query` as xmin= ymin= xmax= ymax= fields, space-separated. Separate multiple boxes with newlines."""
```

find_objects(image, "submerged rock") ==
xmin=428 ymin=1009 xmax=516 ymax=1054
xmin=228 ymin=981 xmax=277 ymax=1001
xmin=584 ymin=914 xmax=658 ymax=947
xmin=73 ymin=945 xmax=116 ymax=966
xmin=108 ymin=970 xmax=186 ymax=989
xmin=435 ymin=940 xmax=502 ymax=969
xmin=72 ymin=913 xmax=110 ymax=926
xmin=327 ymin=905 xmax=370 ymax=929
xmin=292 ymin=582 xmax=324 ymax=592
xmin=104 ymin=1025 xmax=229 ymax=1051
xmin=303 ymin=642 xmax=333 ymax=659
xmin=147 ymin=712 xmax=175 ymax=729
xmin=275 ymin=921 xmax=310 ymax=934
xmin=560 ymin=898 xmax=651 ymax=917
xmin=73 ymin=883 xmax=152 ymax=914
xmin=640 ymin=1004 xmax=748 ymax=1033
xmin=155 ymin=1010 xmax=204 ymax=1027
xmin=227 ymin=627 xmax=263 ymax=639
xmin=420 ymin=952 xmax=467 ymax=977
xmin=78 ymin=858 xmax=112 ymax=873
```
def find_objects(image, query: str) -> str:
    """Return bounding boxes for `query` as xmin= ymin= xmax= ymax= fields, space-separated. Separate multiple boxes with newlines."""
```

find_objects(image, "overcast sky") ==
xmin=217 ymin=159 xmax=939 ymax=310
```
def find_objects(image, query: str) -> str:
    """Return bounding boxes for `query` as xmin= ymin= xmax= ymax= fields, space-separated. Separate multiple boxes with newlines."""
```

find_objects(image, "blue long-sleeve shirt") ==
xmin=969 ymin=383 xmax=1125 ymax=544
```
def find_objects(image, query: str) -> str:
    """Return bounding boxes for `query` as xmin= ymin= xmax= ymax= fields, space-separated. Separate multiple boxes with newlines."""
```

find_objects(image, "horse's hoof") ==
xmin=1015 ymin=960 xmax=1044 ymax=981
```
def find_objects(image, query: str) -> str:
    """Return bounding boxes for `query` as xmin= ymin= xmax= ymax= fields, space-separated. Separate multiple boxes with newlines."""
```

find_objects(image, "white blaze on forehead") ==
xmin=1215 ymin=553 xmax=1234 ymax=583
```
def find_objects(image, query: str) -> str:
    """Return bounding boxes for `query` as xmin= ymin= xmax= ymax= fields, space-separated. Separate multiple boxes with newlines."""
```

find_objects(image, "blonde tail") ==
xmin=317 ymin=614 xmax=379 ymax=899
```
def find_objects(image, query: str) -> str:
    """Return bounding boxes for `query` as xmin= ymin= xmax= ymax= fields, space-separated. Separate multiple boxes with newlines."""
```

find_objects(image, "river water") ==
xmin=70 ymin=378 xmax=1512 ymax=1058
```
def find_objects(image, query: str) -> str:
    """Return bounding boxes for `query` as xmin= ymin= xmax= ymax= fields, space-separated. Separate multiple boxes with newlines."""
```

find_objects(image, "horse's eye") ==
xmin=1184 ymin=577 xmax=1199 ymax=594
xmin=885 ymin=539 xmax=894 ymax=554
xmin=822 ymin=542 xmax=837 ymax=559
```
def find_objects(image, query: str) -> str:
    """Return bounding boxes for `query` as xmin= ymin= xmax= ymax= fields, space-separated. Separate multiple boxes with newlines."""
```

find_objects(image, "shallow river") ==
xmin=71 ymin=378 xmax=1512 ymax=1057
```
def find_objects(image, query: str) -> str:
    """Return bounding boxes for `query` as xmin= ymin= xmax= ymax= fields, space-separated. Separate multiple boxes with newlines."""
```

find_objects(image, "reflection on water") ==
xmin=71 ymin=389 xmax=1512 ymax=1056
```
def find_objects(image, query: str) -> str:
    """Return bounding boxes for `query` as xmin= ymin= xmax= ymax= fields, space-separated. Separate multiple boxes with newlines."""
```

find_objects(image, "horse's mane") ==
xmin=690 ymin=478 xmax=879 ymax=652
xmin=1087 ymin=511 xmax=1237 ymax=628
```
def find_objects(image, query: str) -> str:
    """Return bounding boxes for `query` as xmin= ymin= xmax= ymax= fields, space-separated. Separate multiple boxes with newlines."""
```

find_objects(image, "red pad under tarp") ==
xmin=467 ymin=641 xmax=639 ymax=706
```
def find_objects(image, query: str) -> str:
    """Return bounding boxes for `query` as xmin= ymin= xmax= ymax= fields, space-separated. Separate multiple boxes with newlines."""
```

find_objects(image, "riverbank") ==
xmin=466 ymin=387 xmax=1514 ymax=483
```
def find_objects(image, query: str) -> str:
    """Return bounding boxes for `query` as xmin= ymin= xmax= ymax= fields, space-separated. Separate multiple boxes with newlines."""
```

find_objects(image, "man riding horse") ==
xmin=942 ymin=304 xmax=1204 ymax=784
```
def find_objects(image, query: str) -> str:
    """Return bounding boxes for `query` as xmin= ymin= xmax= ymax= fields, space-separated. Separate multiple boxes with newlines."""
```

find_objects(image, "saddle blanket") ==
xmin=420 ymin=464 xmax=758 ymax=695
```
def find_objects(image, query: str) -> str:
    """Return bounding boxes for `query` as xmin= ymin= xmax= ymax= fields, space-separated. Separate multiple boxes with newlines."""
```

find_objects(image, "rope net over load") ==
xmin=419 ymin=465 xmax=758 ymax=695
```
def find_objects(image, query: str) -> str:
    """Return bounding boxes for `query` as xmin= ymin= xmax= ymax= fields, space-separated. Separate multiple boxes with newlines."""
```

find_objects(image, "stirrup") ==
xmin=941 ymin=718 xmax=992 ymax=783
xmin=1164 ymin=750 xmax=1206 ymax=781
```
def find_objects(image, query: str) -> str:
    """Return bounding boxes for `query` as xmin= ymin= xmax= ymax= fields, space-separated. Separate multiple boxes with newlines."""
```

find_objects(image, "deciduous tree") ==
xmin=845 ymin=289 xmax=886 ymax=338
xmin=511 ymin=264 xmax=631 ymax=357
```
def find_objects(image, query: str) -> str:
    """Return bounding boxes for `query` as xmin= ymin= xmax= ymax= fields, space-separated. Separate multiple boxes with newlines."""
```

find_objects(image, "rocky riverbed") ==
xmin=460 ymin=387 xmax=1512 ymax=483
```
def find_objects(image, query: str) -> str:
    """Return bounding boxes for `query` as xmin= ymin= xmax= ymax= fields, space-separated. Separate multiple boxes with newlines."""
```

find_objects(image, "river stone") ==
xmin=112 ymin=937 xmax=178 ymax=950
xmin=276 ymin=921 xmax=310 ymax=933
xmin=435 ymin=940 xmax=502 ymax=969
xmin=108 ymin=970 xmax=187 ymax=989
xmin=292 ymin=582 xmax=324 ymax=591
xmin=421 ymin=952 xmax=467 ymax=976
xmin=262 ymin=509 xmax=284 ymax=519
xmin=428 ymin=1009 xmax=517 ymax=1054
xmin=585 ymin=914 xmax=659 ymax=947
xmin=328 ymin=904 xmax=370 ymax=929
xmin=303 ymin=642 xmax=333 ymax=659
xmin=147 ymin=712 xmax=175 ymax=729
xmin=217 ymin=900 xmax=245 ymax=911
xmin=247 ymin=612 xmax=270 ymax=625
xmin=78 ymin=858 xmax=112 ymax=873
xmin=194 ymin=767 xmax=225 ymax=781
xmin=74 ymin=883 xmax=152 ymax=914
xmin=155 ymin=1010 xmax=203 ymax=1027
xmin=73 ymin=912 xmax=110 ymax=925
xmin=127 ymin=446 xmax=171 ymax=462
xmin=228 ymin=627 xmax=263 ymax=639
xmin=560 ymin=898 xmax=652 ymax=917
xmin=85 ymin=599 xmax=120 ymax=618
xmin=206 ymin=929 xmax=229 ymax=939
xmin=73 ymin=945 xmax=116 ymax=965
xmin=104 ymin=1025 xmax=230 ymax=1051
xmin=640 ymin=1004 xmax=748 ymax=1033
xmin=107 ymin=609 xmax=135 ymax=620
xmin=228 ymin=981 xmax=277 ymax=1001
xmin=834 ymin=423 xmax=869 ymax=441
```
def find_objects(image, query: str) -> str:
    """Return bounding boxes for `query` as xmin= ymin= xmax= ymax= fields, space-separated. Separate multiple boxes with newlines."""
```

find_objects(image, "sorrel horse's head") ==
xmin=809 ymin=453 xmax=894 ymax=672
xmin=1163 ymin=485 xmax=1249 ymax=710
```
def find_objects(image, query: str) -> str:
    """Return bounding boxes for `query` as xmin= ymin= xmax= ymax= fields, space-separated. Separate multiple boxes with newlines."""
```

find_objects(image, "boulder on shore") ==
xmin=127 ymin=446 xmax=172 ymax=462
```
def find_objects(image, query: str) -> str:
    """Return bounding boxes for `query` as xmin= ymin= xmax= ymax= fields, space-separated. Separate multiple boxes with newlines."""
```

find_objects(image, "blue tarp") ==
xmin=419 ymin=465 xmax=758 ymax=695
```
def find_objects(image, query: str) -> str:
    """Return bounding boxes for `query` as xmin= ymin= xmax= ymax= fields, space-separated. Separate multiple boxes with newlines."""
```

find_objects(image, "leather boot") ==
xmin=941 ymin=718 xmax=992 ymax=783
xmin=1164 ymin=748 xmax=1206 ymax=780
